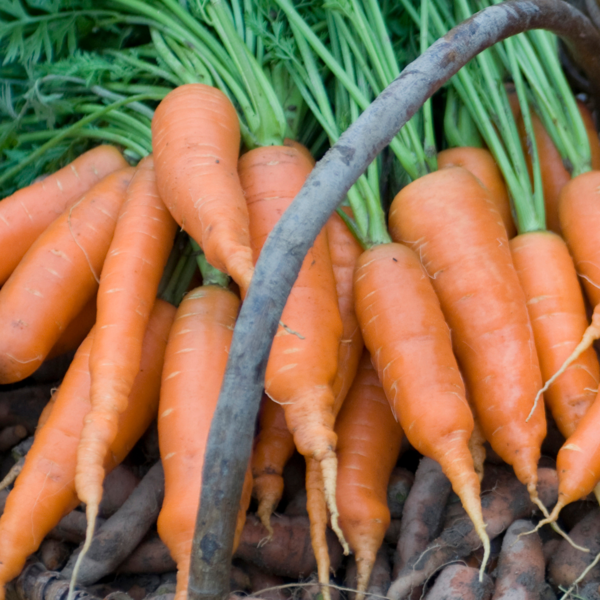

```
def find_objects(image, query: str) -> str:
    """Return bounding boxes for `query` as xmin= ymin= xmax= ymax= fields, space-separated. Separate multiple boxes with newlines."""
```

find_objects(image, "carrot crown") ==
xmin=402 ymin=0 xmax=547 ymax=234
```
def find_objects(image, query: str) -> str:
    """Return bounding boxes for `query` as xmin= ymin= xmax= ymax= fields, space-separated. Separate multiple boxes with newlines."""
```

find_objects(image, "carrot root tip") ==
xmin=67 ymin=503 xmax=98 ymax=600
xmin=529 ymin=499 xmax=587 ymax=551
xmin=256 ymin=499 xmax=275 ymax=541
xmin=355 ymin=556 xmax=374 ymax=600
xmin=320 ymin=455 xmax=349 ymax=554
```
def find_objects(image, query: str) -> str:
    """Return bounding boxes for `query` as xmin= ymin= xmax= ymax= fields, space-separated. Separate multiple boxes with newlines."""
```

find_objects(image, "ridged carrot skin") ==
xmin=152 ymin=84 xmax=254 ymax=294
xmin=46 ymin=295 xmax=96 ymax=360
xmin=389 ymin=167 xmax=546 ymax=498
xmin=76 ymin=155 xmax=177 ymax=514
xmin=437 ymin=147 xmax=516 ymax=238
xmin=157 ymin=286 xmax=247 ymax=600
xmin=0 ymin=146 xmax=128 ymax=286
xmin=251 ymin=396 xmax=296 ymax=535
xmin=0 ymin=299 xmax=174 ymax=599
xmin=559 ymin=171 xmax=600 ymax=307
xmin=239 ymin=146 xmax=343 ymax=540
xmin=336 ymin=350 xmax=403 ymax=599
xmin=0 ymin=168 xmax=134 ymax=384
xmin=354 ymin=242 xmax=488 ymax=561
xmin=510 ymin=231 xmax=599 ymax=438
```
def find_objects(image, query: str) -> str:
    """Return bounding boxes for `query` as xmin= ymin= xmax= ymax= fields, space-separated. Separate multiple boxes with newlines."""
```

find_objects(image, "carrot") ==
xmin=335 ymin=350 xmax=403 ymax=598
xmin=252 ymin=396 xmax=296 ymax=537
xmin=157 ymin=285 xmax=249 ymax=600
xmin=46 ymin=296 xmax=97 ymax=360
xmin=0 ymin=298 xmax=175 ymax=600
xmin=535 ymin=172 xmax=600 ymax=397
xmin=437 ymin=147 xmax=516 ymax=238
xmin=353 ymin=241 xmax=489 ymax=576
xmin=528 ymin=170 xmax=600 ymax=524
xmin=302 ymin=207 xmax=366 ymax=590
xmin=249 ymin=142 xmax=318 ymax=537
xmin=0 ymin=146 xmax=128 ymax=286
xmin=388 ymin=166 xmax=546 ymax=505
xmin=0 ymin=168 xmax=134 ymax=384
xmin=510 ymin=231 xmax=599 ymax=437
xmin=75 ymin=155 xmax=177 ymax=548
xmin=239 ymin=145 xmax=344 ymax=552
xmin=326 ymin=208 xmax=365 ymax=414
xmin=559 ymin=171 xmax=600 ymax=308
xmin=545 ymin=395 xmax=600 ymax=524
xmin=517 ymin=102 xmax=600 ymax=234
xmin=252 ymin=205 xmax=364 ymax=541
xmin=152 ymin=84 xmax=254 ymax=294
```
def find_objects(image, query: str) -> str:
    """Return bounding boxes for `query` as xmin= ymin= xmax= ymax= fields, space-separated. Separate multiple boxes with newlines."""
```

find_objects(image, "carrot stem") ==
xmin=0 ymin=93 xmax=160 ymax=187
xmin=420 ymin=0 xmax=437 ymax=171
xmin=192 ymin=241 xmax=230 ymax=289
xmin=206 ymin=0 xmax=286 ymax=147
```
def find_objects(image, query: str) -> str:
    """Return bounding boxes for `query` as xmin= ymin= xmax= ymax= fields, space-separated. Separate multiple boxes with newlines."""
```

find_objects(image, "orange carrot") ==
xmin=75 ymin=155 xmax=177 ymax=542
xmin=539 ymin=173 xmax=600 ymax=390
xmin=353 ymin=241 xmax=489 ymax=572
xmin=548 ymin=391 xmax=600 ymax=522
xmin=518 ymin=102 xmax=600 ymax=234
xmin=388 ymin=166 xmax=546 ymax=504
xmin=252 ymin=396 xmax=296 ymax=536
xmin=0 ymin=298 xmax=175 ymax=599
xmin=437 ymin=147 xmax=515 ymax=238
xmin=0 ymin=168 xmax=134 ymax=383
xmin=336 ymin=350 xmax=403 ymax=598
xmin=239 ymin=145 xmax=344 ymax=549
xmin=529 ymin=170 xmax=600 ymax=524
xmin=303 ymin=207 xmax=365 ymax=590
xmin=510 ymin=231 xmax=599 ymax=438
xmin=157 ymin=285 xmax=246 ymax=600
xmin=46 ymin=296 xmax=96 ymax=360
xmin=0 ymin=146 xmax=128 ymax=286
xmin=559 ymin=171 xmax=600 ymax=307
xmin=152 ymin=84 xmax=254 ymax=294
xmin=251 ymin=205 xmax=364 ymax=539
xmin=326 ymin=208 xmax=365 ymax=414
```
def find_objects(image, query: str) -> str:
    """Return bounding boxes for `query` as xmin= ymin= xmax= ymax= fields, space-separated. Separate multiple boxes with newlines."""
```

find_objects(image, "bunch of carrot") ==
xmin=3 ymin=0 xmax=600 ymax=598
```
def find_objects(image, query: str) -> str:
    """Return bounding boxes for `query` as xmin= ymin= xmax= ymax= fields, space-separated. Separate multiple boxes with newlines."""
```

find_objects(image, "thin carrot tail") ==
xmin=436 ymin=437 xmax=489 ymax=579
xmin=253 ymin=473 xmax=284 ymax=539
xmin=67 ymin=503 xmax=98 ymax=600
xmin=528 ymin=312 xmax=600 ymax=421
xmin=354 ymin=552 xmax=377 ymax=600
xmin=76 ymin=406 xmax=119 ymax=510
xmin=460 ymin=489 xmax=490 ymax=581
xmin=530 ymin=495 xmax=588 ymax=552
xmin=320 ymin=453 xmax=349 ymax=555
xmin=306 ymin=459 xmax=332 ymax=600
